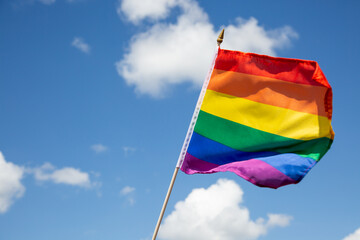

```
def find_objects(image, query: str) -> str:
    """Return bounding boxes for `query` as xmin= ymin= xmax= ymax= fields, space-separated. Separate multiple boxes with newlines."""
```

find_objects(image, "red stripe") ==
xmin=215 ymin=49 xmax=331 ymax=88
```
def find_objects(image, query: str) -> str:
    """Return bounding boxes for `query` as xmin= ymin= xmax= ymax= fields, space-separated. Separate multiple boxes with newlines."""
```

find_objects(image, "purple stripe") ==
xmin=181 ymin=153 xmax=298 ymax=189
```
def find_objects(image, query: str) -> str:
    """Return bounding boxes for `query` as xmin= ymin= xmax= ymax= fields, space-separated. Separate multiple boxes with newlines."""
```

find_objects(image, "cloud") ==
xmin=122 ymin=146 xmax=136 ymax=156
xmin=343 ymin=228 xmax=360 ymax=240
xmin=221 ymin=17 xmax=297 ymax=55
xmin=12 ymin=0 xmax=81 ymax=7
xmin=35 ymin=0 xmax=82 ymax=5
xmin=33 ymin=163 xmax=94 ymax=188
xmin=0 ymin=151 xmax=101 ymax=213
xmin=120 ymin=186 xmax=136 ymax=205
xmin=0 ymin=152 xmax=25 ymax=214
xmin=38 ymin=0 xmax=56 ymax=4
xmin=158 ymin=179 xmax=292 ymax=240
xmin=120 ymin=186 xmax=135 ymax=195
xmin=118 ymin=0 xmax=177 ymax=24
xmin=116 ymin=0 xmax=297 ymax=98
xmin=71 ymin=37 xmax=91 ymax=54
xmin=91 ymin=144 xmax=108 ymax=153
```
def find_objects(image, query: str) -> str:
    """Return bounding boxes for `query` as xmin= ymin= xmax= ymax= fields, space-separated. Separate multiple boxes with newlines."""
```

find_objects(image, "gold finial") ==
xmin=217 ymin=29 xmax=225 ymax=46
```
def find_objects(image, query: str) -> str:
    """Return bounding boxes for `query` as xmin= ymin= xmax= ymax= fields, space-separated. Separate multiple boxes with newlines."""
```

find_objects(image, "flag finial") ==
xmin=217 ymin=29 xmax=225 ymax=46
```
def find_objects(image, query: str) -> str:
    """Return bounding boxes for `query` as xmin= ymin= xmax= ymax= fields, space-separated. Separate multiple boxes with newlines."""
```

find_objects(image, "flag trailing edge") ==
xmin=178 ymin=47 xmax=334 ymax=189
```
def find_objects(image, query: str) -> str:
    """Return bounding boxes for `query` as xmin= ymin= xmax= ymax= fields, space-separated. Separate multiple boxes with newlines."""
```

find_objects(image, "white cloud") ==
xmin=343 ymin=228 xmax=360 ymax=240
xmin=36 ymin=0 xmax=82 ymax=5
xmin=38 ymin=0 xmax=56 ymax=5
xmin=91 ymin=144 xmax=108 ymax=153
xmin=0 ymin=151 xmax=101 ymax=213
xmin=118 ymin=0 xmax=177 ymax=24
xmin=33 ymin=163 xmax=93 ymax=188
xmin=158 ymin=179 xmax=292 ymax=240
xmin=120 ymin=186 xmax=136 ymax=205
xmin=266 ymin=213 xmax=292 ymax=228
xmin=120 ymin=186 xmax=135 ymax=195
xmin=122 ymin=146 xmax=136 ymax=156
xmin=116 ymin=0 xmax=297 ymax=98
xmin=221 ymin=17 xmax=297 ymax=55
xmin=0 ymin=152 xmax=25 ymax=214
xmin=71 ymin=37 xmax=91 ymax=54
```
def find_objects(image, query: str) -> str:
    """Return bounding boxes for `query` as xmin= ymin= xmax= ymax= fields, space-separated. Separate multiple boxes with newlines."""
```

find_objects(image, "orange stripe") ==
xmin=207 ymin=69 xmax=329 ymax=117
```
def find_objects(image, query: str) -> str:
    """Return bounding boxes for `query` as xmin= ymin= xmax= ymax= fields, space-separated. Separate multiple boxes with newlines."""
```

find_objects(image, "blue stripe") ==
xmin=187 ymin=132 xmax=316 ymax=181
xmin=256 ymin=154 xmax=316 ymax=181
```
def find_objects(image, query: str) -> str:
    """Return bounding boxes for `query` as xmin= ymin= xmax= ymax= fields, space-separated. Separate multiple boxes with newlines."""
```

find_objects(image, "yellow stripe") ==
xmin=201 ymin=90 xmax=333 ymax=140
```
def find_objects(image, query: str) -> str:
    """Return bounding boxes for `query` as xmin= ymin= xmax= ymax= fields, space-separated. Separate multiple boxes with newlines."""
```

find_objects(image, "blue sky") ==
xmin=1 ymin=0 xmax=360 ymax=240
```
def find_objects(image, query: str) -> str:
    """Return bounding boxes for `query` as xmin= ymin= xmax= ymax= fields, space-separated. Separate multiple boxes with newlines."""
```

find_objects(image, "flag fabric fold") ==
xmin=179 ymin=48 xmax=334 ymax=189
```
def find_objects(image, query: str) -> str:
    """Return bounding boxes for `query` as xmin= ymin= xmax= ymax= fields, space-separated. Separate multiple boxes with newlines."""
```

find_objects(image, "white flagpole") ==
xmin=176 ymin=29 xmax=224 ymax=169
xmin=151 ymin=29 xmax=225 ymax=240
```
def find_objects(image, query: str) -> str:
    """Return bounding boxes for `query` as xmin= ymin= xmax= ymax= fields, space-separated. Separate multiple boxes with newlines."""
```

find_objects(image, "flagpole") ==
xmin=151 ymin=166 xmax=179 ymax=240
xmin=151 ymin=29 xmax=225 ymax=240
xmin=176 ymin=29 xmax=224 ymax=169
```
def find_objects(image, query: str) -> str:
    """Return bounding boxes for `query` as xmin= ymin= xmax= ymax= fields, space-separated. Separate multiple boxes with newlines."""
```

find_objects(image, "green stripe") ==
xmin=194 ymin=111 xmax=333 ymax=161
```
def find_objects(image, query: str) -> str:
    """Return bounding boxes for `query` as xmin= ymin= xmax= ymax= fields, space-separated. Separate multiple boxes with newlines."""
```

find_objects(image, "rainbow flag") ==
xmin=178 ymin=48 xmax=334 ymax=189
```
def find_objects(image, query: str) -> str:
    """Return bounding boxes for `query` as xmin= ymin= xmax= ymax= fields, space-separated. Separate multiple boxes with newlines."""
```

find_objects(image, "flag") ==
xmin=178 ymin=48 xmax=334 ymax=189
